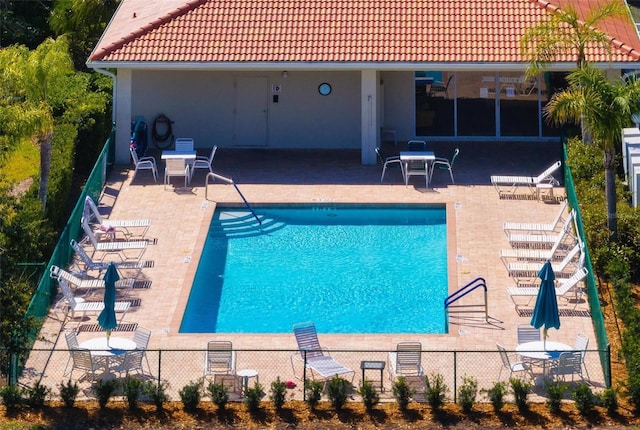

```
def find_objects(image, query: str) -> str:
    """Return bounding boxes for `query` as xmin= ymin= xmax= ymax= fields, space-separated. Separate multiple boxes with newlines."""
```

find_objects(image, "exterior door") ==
xmin=233 ymin=76 xmax=268 ymax=146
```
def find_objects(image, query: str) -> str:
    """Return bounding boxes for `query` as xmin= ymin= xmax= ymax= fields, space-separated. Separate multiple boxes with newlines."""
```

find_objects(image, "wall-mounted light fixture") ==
xmin=282 ymin=71 xmax=288 ymax=79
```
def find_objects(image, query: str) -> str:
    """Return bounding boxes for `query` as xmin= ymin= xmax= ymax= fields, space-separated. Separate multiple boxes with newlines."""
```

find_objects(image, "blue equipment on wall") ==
xmin=130 ymin=116 xmax=148 ymax=157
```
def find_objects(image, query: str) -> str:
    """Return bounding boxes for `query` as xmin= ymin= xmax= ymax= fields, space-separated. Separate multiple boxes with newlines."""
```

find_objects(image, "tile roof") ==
xmin=89 ymin=0 xmax=640 ymax=65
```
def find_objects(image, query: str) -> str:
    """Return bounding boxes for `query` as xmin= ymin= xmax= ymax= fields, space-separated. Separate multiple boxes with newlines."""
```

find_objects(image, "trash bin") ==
xmin=130 ymin=116 xmax=148 ymax=158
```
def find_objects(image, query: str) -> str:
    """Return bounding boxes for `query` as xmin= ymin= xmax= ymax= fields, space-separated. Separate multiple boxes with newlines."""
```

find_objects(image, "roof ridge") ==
xmin=529 ymin=0 xmax=640 ymax=61
xmin=90 ymin=0 xmax=208 ymax=61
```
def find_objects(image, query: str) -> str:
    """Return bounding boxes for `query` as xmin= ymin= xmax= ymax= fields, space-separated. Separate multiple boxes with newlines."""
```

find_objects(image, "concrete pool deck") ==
xmin=33 ymin=140 xmax=603 ymax=397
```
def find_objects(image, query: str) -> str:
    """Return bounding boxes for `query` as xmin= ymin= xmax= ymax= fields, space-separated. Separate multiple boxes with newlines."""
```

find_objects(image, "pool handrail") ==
xmin=444 ymin=277 xmax=488 ymax=323
xmin=205 ymin=172 xmax=262 ymax=225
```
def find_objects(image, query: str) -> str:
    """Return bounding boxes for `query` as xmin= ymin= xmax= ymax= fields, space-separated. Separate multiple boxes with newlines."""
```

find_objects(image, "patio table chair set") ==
xmin=377 ymin=141 xmax=458 ymax=186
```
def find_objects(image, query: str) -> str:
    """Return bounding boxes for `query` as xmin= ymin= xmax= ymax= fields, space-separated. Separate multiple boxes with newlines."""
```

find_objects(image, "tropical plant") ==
xmin=244 ymin=382 xmax=264 ymax=414
xmin=520 ymin=0 xmax=629 ymax=74
xmin=457 ymin=375 xmax=478 ymax=413
xmin=326 ymin=376 xmax=351 ymax=411
xmin=59 ymin=379 xmax=79 ymax=408
xmin=92 ymin=378 xmax=119 ymax=409
xmin=206 ymin=381 xmax=229 ymax=410
xmin=122 ymin=375 xmax=143 ymax=410
xmin=358 ymin=379 xmax=379 ymax=413
xmin=178 ymin=379 xmax=202 ymax=412
xmin=510 ymin=377 xmax=532 ymax=413
xmin=269 ymin=377 xmax=287 ymax=412
xmin=483 ymin=381 xmax=507 ymax=413
xmin=304 ymin=380 xmax=323 ymax=410
xmin=392 ymin=376 xmax=415 ymax=413
xmin=143 ymin=380 xmax=169 ymax=411
xmin=25 ymin=381 xmax=51 ymax=408
xmin=425 ymin=372 xmax=448 ymax=410
xmin=544 ymin=64 xmax=640 ymax=240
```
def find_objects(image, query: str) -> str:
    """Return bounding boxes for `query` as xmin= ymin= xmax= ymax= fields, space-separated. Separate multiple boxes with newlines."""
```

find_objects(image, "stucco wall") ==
xmin=131 ymin=70 xmax=363 ymax=150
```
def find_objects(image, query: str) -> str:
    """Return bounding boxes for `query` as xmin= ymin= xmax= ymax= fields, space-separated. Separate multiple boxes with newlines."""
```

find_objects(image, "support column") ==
xmin=361 ymin=70 xmax=378 ymax=165
xmin=115 ymin=69 xmax=133 ymax=164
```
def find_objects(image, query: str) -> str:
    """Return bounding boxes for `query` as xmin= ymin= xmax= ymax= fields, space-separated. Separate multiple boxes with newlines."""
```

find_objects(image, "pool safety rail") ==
xmin=205 ymin=172 xmax=262 ymax=225
xmin=444 ymin=277 xmax=491 ymax=324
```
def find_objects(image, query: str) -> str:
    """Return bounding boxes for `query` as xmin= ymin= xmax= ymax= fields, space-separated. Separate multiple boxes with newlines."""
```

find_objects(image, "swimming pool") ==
xmin=179 ymin=205 xmax=448 ymax=334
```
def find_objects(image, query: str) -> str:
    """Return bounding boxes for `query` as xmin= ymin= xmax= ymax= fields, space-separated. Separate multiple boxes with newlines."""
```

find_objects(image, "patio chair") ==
xmin=491 ymin=160 xmax=561 ymax=197
xmin=203 ymin=340 xmax=236 ymax=378
xmin=164 ymin=158 xmax=191 ymax=190
xmin=192 ymin=145 xmax=217 ymax=175
xmin=133 ymin=326 xmax=152 ymax=374
xmin=66 ymin=348 xmax=100 ymax=381
xmin=129 ymin=145 xmax=158 ymax=182
xmin=506 ymin=241 xmax=583 ymax=282
xmin=174 ymin=137 xmax=194 ymax=152
xmin=81 ymin=217 xmax=148 ymax=262
xmin=406 ymin=139 xmax=427 ymax=151
xmin=516 ymin=324 xmax=540 ymax=345
xmin=50 ymin=265 xmax=135 ymax=296
xmin=505 ymin=267 xmax=589 ymax=308
xmin=375 ymin=147 xmax=403 ymax=182
xmin=573 ymin=333 xmax=590 ymax=380
xmin=83 ymin=196 xmax=151 ymax=239
xmin=213 ymin=373 xmax=245 ymax=401
xmin=387 ymin=342 xmax=424 ymax=381
xmin=290 ymin=321 xmax=354 ymax=385
xmin=429 ymin=148 xmax=458 ymax=184
xmin=496 ymin=343 xmax=532 ymax=381
xmin=503 ymin=201 xmax=569 ymax=235
xmin=114 ymin=350 xmax=147 ymax=377
xmin=552 ymin=351 xmax=584 ymax=382
xmin=71 ymin=239 xmax=146 ymax=278
xmin=54 ymin=277 xmax=130 ymax=321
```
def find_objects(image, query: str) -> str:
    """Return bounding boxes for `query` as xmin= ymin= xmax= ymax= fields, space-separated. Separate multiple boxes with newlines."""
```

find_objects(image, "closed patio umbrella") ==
xmin=530 ymin=260 xmax=560 ymax=347
xmin=97 ymin=262 xmax=119 ymax=346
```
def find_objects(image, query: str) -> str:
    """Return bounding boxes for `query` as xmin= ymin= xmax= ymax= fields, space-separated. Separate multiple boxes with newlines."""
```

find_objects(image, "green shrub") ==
xmin=457 ymin=376 xmax=477 ymax=413
xmin=304 ymin=380 xmax=323 ymax=410
xmin=143 ymin=380 xmax=169 ymax=411
xmin=206 ymin=381 xmax=229 ymax=410
xmin=59 ymin=380 xmax=79 ymax=408
xmin=122 ymin=375 xmax=143 ymax=410
xmin=25 ymin=381 xmax=50 ymax=408
xmin=392 ymin=376 xmax=415 ymax=413
xmin=269 ymin=377 xmax=287 ymax=412
xmin=425 ymin=373 xmax=448 ymax=410
xmin=178 ymin=379 xmax=202 ymax=412
xmin=326 ymin=376 xmax=351 ymax=411
xmin=483 ymin=381 xmax=507 ymax=413
xmin=601 ymin=386 xmax=618 ymax=415
xmin=545 ymin=380 xmax=567 ymax=414
xmin=0 ymin=384 xmax=23 ymax=410
xmin=92 ymin=378 xmax=119 ymax=409
xmin=573 ymin=382 xmax=596 ymax=415
xmin=244 ymin=382 xmax=264 ymax=414
xmin=358 ymin=380 xmax=379 ymax=413
xmin=509 ymin=378 xmax=531 ymax=413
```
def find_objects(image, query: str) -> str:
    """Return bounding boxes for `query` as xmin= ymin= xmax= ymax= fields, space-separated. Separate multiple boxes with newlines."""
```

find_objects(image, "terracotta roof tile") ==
xmin=89 ymin=0 xmax=640 ymax=64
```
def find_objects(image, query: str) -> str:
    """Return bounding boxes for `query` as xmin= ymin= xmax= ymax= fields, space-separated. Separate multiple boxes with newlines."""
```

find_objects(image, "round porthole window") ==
xmin=318 ymin=83 xmax=332 ymax=96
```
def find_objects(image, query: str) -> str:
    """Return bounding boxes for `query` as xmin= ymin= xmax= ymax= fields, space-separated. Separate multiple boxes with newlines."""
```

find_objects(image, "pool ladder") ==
xmin=444 ymin=277 xmax=490 ymax=324
xmin=205 ymin=172 xmax=261 ymax=225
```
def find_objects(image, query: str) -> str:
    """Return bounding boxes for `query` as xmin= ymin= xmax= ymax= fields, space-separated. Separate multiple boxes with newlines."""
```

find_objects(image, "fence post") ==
xmin=157 ymin=349 xmax=162 ymax=383
xmin=302 ymin=350 xmax=307 ymax=401
xmin=452 ymin=351 xmax=457 ymax=404
xmin=606 ymin=344 xmax=611 ymax=388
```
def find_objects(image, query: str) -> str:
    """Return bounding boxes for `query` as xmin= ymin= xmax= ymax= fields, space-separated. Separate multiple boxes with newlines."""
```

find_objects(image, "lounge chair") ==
xmin=204 ymin=340 xmax=236 ymax=378
xmin=503 ymin=201 xmax=569 ymax=235
xmin=387 ymin=342 xmax=424 ymax=381
xmin=290 ymin=321 xmax=354 ymax=385
xmin=508 ymin=213 xmax=576 ymax=250
xmin=506 ymin=267 xmax=589 ymax=308
xmin=84 ymin=196 xmax=150 ymax=239
xmin=491 ymin=160 xmax=562 ymax=197
xmin=54 ymin=277 xmax=130 ymax=321
xmin=71 ymin=239 xmax=146 ymax=278
xmin=506 ymin=242 xmax=583 ymax=282
xmin=50 ymin=265 xmax=135 ymax=296
xmin=81 ymin=217 xmax=148 ymax=262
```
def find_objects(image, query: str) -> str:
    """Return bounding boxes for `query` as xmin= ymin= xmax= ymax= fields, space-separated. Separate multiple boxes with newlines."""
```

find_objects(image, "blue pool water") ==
xmin=179 ymin=205 xmax=448 ymax=334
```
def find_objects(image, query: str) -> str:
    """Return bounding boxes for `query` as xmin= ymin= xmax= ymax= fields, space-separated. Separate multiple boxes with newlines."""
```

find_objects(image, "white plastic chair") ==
xmin=129 ymin=146 xmax=158 ymax=182
xmin=496 ymin=343 xmax=531 ymax=381
xmin=174 ymin=137 xmax=194 ymax=152
xmin=164 ymin=158 xmax=190 ymax=189
xmin=516 ymin=324 xmax=540 ymax=345
xmin=429 ymin=148 xmax=458 ymax=184
xmin=573 ymin=333 xmax=590 ymax=380
xmin=375 ymin=148 xmax=403 ymax=182
xmin=192 ymin=145 xmax=217 ymax=174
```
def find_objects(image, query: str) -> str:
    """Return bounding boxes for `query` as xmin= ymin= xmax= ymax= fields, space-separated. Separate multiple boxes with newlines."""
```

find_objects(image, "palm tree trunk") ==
xmin=604 ymin=148 xmax=617 ymax=241
xmin=38 ymin=132 xmax=52 ymax=212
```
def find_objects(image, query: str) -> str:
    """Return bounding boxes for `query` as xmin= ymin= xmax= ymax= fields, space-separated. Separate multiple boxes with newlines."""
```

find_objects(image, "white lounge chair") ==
xmin=50 ymin=265 xmax=134 ymax=296
xmin=81 ymin=217 xmax=148 ymax=262
xmin=491 ymin=160 xmax=561 ymax=197
xmin=83 ymin=196 xmax=150 ymax=239
xmin=506 ymin=242 xmax=583 ymax=282
xmin=54 ymin=277 xmax=130 ymax=321
xmin=503 ymin=201 xmax=569 ymax=235
xmin=387 ymin=341 xmax=424 ymax=381
xmin=506 ymin=267 xmax=589 ymax=308
xmin=290 ymin=321 xmax=354 ymax=385
xmin=71 ymin=239 xmax=146 ymax=278
xmin=203 ymin=340 xmax=236 ymax=378
xmin=508 ymin=213 xmax=576 ymax=250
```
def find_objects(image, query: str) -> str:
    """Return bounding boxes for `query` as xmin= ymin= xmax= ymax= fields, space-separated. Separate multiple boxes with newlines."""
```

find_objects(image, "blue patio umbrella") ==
xmin=530 ymin=260 xmax=561 ymax=347
xmin=97 ymin=262 xmax=119 ymax=346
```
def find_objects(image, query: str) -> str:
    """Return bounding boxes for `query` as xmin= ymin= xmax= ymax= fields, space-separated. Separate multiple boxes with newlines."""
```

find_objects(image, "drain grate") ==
xmin=132 ymin=280 xmax=152 ymax=289
xmin=78 ymin=323 xmax=138 ymax=333
xmin=517 ymin=308 xmax=591 ymax=318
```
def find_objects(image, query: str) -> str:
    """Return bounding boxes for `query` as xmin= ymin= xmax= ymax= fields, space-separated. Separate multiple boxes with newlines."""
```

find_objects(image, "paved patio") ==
xmin=30 ymin=140 xmax=603 ymax=400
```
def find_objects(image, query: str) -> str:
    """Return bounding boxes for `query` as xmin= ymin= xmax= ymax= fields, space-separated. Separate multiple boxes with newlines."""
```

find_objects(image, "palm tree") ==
xmin=544 ymin=65 xmax=640 ymax=240
xmin=520 ymin=0 xmax=629 ymax=74
xmin=0 ymin=36 xmax=74 ymax=211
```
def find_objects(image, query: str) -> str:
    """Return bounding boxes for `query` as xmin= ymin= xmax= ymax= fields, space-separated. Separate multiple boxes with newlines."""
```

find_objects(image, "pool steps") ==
xmin=208 ymin=212 xmax=284 ymax=238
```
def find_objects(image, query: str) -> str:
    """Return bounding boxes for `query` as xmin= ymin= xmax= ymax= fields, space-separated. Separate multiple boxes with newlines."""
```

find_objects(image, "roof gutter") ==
xmin=92 ymin=68 xmax=116 ymax=124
